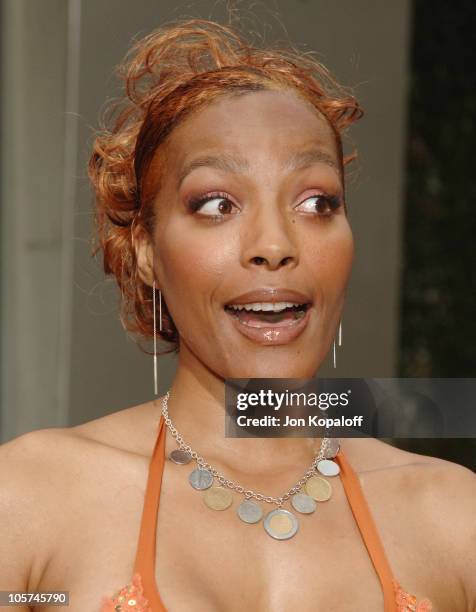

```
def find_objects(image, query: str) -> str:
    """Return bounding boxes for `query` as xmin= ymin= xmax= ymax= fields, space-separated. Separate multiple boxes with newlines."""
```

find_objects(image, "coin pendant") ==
xmin=263 ymin=508 xmax=299 ymax=540
xmin=189 ymin=468 xmax=214 ymax=490
xmin=305 ymin=475 xmax=332 ymax=501
xmin=324 ymin=439 xmax=340 ymax=459
xmin=169 ymin=449 xmax=192 ymax=465
xmin=203 ymin=486 xmax=233 ymax=510
xmin=236 ymin=499 xmax=263 ymax=524
xmin=317 ymin=458 xmax=340 ymax=477
xmin=291 ymin=492 xmax=317 ymax=514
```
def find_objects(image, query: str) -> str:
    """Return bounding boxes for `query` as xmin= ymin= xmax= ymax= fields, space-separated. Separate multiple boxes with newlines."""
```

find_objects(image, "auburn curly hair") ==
xmin=88 ymin=18 xmax=363 ymax=354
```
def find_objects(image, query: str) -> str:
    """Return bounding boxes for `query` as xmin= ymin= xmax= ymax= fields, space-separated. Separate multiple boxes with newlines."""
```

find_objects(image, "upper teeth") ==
xmin=227 ymin=302 xmax=303 ymax=312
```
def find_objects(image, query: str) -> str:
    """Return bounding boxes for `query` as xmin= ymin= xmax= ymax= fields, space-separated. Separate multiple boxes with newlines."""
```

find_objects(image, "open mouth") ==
xmin=224 ymin=302 xmax=311 ymax=328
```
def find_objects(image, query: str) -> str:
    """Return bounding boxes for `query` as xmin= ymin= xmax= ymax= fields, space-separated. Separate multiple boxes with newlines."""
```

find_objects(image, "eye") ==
xmin=295 ymin=193 xmax=342 ymax=217
xmin=187 ymin=192 xmax=239 ymax=220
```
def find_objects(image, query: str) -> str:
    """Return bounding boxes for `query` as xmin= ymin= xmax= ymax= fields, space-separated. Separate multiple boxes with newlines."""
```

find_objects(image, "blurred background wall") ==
xmin=0 ymin=0 xmax=473 ymax=468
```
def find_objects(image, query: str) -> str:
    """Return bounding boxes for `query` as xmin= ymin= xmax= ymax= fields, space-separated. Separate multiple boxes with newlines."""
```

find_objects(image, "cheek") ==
xmin=156 ymin=226 xmax=237 ymax=309
xmin=304 ymin=222 xmax=354 ymax=289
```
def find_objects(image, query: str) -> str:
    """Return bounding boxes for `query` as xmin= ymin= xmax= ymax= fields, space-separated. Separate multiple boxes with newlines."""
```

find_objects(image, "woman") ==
xmin=1 ymin=18 xmax=474 ymax=612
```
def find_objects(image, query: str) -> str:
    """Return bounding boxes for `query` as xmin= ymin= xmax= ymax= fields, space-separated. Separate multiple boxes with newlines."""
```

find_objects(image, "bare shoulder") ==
xmin=347 ymin=436 xmax=475 ymax=523
xmin=0 ymin=398 xmax=158 ymax=472
xmin=343 ymin=435 xmax=474 ymax=477
xmin=0 ymin=395 xmax=163 ymax=518
xmin=0 ymin=399 xmax=159 ymax=592
xmin=344 ymin=437 xmax=476 ymax=606
xmin=0 ymin=399 xmax=161 ymax=513
xmin=0 ymin=425 xmax=85 ymax=508
xmin=71 ymin=398 xmax=160 ymax=456
xmin=0 ymin=426 xmax=81 ymax=527
xmin=0 ymin=427 xmax=82 ymax=594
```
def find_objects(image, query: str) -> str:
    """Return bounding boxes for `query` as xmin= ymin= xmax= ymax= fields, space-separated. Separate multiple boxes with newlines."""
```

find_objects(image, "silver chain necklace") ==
xmin=160 ymin=390 xmax=341 ymax=540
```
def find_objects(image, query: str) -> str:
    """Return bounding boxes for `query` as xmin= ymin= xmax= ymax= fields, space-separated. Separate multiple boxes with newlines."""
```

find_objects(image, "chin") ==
xmin=220 ymin=356 xmax=320 ymax=380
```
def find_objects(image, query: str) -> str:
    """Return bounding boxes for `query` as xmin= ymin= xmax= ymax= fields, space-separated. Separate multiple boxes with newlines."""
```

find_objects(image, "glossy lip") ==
xmin=223 ymin=288 xmax=313 ymax=346
xmin=225 ymin=287 xmax=312 ymax=306
xmin=225 ymin=303 xmax=312 ymax=345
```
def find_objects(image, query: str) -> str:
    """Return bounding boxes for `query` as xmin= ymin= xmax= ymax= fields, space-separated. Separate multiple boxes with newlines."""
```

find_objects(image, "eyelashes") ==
xmin=187 ymin=191 xmax=234 ymax=214
xmin=295 ymin=194 xmax=342 ymax=216
xmin=186 ymin=190 xmax=343 ymax=222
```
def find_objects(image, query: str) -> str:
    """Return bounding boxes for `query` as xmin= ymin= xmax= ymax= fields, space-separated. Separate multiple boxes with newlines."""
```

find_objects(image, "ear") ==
xmin=133 ymin=229 xmax=156 ymax=287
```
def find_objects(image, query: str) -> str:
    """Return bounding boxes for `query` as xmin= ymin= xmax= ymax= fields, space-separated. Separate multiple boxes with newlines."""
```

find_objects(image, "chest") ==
xmin=37 ymin=457 xmax=445 ymax=611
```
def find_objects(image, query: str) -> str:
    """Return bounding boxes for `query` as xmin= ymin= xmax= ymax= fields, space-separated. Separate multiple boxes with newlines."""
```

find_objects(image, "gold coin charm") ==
xmin=203 ymin=486 xmax=234 ymax=511
xmin=263 ymin=509 xmax=299 ymax=540
xmin=305 ymin=475 xmax=332 ymax=502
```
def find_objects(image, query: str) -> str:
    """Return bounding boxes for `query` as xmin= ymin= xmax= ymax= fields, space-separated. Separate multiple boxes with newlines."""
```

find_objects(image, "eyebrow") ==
xmin=282 ymin=148 xmax=340 ymax=173
xmin=177 ymin=147 xmax=339 ymax=187
xmin=178 ymin=153 xmax=249 ymax=187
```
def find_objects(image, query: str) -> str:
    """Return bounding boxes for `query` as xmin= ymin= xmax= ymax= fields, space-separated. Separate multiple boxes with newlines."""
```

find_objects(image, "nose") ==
xmin=241 ymin=206 xmax=299 ymax=271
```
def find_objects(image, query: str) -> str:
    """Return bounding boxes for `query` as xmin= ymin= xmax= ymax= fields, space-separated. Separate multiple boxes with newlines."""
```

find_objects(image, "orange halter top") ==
xmin=102 ymin=414 xmax=433 ymax=611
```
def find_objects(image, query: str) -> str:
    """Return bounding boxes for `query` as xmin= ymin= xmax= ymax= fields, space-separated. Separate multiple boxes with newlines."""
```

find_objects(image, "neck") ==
xmin=162 ymin=349 xmax=324 ymax=476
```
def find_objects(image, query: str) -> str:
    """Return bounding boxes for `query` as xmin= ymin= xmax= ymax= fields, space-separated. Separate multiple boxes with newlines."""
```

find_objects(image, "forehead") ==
xmin=160 ymin=89 xmax=340 ymax=178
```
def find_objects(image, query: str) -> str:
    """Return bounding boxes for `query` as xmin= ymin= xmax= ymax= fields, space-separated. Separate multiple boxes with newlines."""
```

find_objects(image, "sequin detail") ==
xmin=102 ymin=573 xmax=152 ymax=612
xmin=393 ymin=578 xmax=433 ymax=611
xmin=103 ymin=574 xmax=432 ymax=611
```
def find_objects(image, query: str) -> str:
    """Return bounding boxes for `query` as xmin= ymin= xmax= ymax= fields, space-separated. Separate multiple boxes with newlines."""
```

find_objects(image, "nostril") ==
xmin=280 ymin=256 xmax=293 ymax=266
xmin=252 ymin=256 xmax=266 ymax=265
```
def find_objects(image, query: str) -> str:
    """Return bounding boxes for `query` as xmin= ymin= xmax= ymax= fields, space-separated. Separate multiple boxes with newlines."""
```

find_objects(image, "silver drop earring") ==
xmin=333 ymin=320 xmax=343 ymax=369
xmin=152 ymin=280 xmax=163 ymax=395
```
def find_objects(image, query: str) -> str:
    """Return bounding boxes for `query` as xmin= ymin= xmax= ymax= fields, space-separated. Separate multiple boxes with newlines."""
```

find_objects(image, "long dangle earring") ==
xmin=333 ymin=320 xmax=343 ymax=369
xmin=152 ymin=280 xmax=163 ymax=395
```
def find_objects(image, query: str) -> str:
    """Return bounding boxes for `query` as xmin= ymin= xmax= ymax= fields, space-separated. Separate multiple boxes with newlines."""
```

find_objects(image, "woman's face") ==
xmin=147 ymin=89 xmax=354 ymax=378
